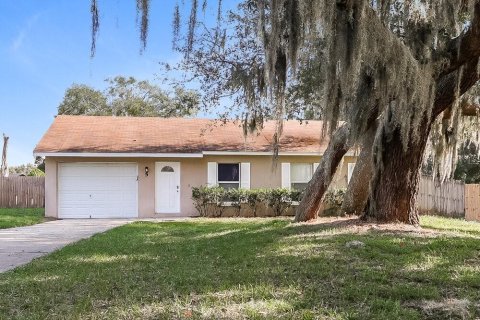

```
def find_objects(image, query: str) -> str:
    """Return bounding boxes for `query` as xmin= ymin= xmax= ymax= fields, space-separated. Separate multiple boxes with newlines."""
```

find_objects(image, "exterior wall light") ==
xmin=145 ymin=166 xmax=149 ymax=177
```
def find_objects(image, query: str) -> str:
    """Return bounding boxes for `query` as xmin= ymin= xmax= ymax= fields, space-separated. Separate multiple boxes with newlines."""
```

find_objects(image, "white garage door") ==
xmin=58 ymin=163 xmax=138 ymax=218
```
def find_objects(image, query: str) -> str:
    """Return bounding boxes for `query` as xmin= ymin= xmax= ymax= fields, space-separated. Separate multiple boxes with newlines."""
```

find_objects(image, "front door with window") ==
xmin=155 ymin=162 xmax=180 ymax=214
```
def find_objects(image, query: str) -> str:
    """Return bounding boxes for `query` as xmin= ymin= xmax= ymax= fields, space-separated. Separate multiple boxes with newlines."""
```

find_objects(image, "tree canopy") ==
xmin=164 ymin=0 xmax=480 ymax=176
xmin=58 ymin=84 xmax=109 ymax=116
xmin=161 ymin=1 xmax=324 ymax=127
xmin=9 ymin=163 xmax=44 ymax=176
xmin=58 ymin=76 xmax=200 ymax=117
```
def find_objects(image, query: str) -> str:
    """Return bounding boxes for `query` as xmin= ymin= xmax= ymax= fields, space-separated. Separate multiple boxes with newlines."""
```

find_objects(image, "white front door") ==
xmin=155 ymin=162 xmax=181 ymax=214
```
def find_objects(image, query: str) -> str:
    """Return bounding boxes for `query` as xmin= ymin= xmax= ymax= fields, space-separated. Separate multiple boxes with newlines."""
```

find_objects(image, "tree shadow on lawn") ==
xmin=0 ymin=219 xmax=479 ymax=319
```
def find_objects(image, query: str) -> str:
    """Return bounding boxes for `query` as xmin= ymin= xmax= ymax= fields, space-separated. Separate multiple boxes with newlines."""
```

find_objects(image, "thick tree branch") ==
xmin=461 ymin=103 xmax=480 ymax=116
xmin=294 ymin=124 xmax=350 ymax=222
xmin=341 ymin=123 xmax=376 ymax=215
xmin=443 ymin=103 xmax=480 ymax=119
xmin=437 ymin=1 xmax=480 ymax=78
xmin=433 ymin=57 xmax=480 ymax=117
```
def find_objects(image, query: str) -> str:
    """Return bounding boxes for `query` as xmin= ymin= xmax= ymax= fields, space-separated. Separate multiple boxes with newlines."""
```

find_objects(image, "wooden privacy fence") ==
xmin=0 ymin=177 xmax=45 ymax=208
xmin=417 ymin=177 xmax=465 ymax=218
xmin=465 ymin=184 xmax=480 ymax=222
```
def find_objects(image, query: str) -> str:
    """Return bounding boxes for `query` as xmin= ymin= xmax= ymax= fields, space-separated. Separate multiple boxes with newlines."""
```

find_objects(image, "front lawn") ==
xmin=0 ymin=208 xmax=45 ymax=229
xmin=1 ymin=216 xmax=479 ymax=319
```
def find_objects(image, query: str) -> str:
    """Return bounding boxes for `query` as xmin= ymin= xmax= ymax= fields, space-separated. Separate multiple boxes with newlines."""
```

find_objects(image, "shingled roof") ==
xmin=34 ymin=115 xmax=329 ymax=155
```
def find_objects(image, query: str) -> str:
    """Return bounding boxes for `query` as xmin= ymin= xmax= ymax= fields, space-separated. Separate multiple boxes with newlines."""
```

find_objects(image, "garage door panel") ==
xmin=58 ymin=163 xmax=138 ymax=219
xmin=60 ymin=163 xmax=137 ymax=175
xmin=59 ymin=179 xmax=100 ymax=191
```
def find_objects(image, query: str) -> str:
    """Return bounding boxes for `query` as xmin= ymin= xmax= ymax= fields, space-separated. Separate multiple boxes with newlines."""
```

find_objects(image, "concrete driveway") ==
xmin=0 ymin=219 xmax=132 ymax=273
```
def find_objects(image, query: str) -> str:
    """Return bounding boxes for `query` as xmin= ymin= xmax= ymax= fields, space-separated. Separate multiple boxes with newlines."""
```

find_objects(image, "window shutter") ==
xmin=281 ymin=163 xmax=291 ymax=189
xmin=207 ymin=162 xmax=217 ymax=187
xmin=347 ymin=163 xmax=356 ymax=183
xmin=313 ymin=163 xmax=320 ymax=172
xmin=240 ymin=162 xmax=251 ymax=189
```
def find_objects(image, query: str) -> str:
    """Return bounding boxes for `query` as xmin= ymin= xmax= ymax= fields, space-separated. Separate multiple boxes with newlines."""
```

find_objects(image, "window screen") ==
xmin=218 ymin=163 xmax=240 ymax=189
xmin=291 ymin=163 xmax=313 ymax=191
xmin=291 ymin=163 xmax=312 ymax=182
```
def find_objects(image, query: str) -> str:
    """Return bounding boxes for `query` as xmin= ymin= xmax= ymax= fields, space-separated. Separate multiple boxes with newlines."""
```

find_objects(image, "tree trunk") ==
xmin=293 ymin=3 xmax=480 ymax=225
xmin=1 ymin=134 xmax=8 ymax=178
xmin=295 ymin=124 xmax=350 ymax=222
xmin=341 ymin=124 xmax=376 ymax=215
xmin=363 ymin=116 xmax=432 ymax=225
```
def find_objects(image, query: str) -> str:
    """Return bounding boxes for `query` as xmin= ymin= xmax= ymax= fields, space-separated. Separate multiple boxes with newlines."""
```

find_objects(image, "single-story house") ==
xmin=34 ymin=115 xmax=357 ymax=219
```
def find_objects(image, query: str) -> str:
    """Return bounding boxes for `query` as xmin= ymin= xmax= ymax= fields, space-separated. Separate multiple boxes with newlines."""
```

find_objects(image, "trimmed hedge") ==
xmin=192 ymin=187 xmax=303 ymax=217
xmin=192 ymin=186 xmax=347 ymax=218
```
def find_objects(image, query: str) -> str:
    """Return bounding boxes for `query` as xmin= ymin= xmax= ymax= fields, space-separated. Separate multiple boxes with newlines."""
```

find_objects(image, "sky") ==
xmin=0 ymin=0 xmax=237 ymax=166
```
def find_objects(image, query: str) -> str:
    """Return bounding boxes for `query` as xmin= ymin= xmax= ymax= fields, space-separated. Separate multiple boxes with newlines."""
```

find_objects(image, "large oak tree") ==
xmin=89 ymin=0 xmax=480 ymax=224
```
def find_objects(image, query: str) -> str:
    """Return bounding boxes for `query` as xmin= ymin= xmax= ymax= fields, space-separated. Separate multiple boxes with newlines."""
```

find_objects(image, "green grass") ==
xmin=0 ymin=208 xmax=45 ymax=229
xmin=1 ymin=216 xmax=480 ymax=319
xmin=421 ymin=215 xmax=480 ymax=236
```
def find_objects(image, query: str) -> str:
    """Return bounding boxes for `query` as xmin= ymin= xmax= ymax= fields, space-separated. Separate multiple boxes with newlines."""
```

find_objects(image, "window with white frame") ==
xmin=217 ymin=163 xmax=240 ymax=189
xmin=290 ymin=163 xmax=313 ymax=191
xmin=208 ymin=162 xmax=250 ymax=190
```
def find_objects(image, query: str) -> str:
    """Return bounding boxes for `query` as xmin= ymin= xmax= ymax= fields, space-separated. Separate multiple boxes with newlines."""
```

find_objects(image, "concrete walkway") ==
xmin=0 ymin=219 xmax=132 ymax=273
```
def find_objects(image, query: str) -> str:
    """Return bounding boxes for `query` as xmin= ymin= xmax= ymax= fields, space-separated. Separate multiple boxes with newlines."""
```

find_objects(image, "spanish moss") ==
xmin=187 ymin=0 xmax=199 ymax=55
xmin=172 ymin=2 xmax=181 ymax=49
xmin=136 ymin=0 xmax=150 ymax=53
xmin=253 ymin=0 xmax=478 ymax=179
xmin=90 ymin=0 xmax=99 ymax=57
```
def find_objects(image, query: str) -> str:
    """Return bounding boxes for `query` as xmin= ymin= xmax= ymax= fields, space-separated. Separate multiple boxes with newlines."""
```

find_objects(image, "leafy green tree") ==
xmin=9 ymin=164 xmax=35 ymax=176
xmin=27 ymin=168 xmax=45 ymax=177
xmin=58 ymin=84 xmax=109 ymax=116
xmin=10 ymin=158 xmax=45 ymax=176
xmin=35 ymin=156 xmax=45 ymax=172
xmin=58 ymin=77 xmax=199 ymax=117
xmin=106 ymin=76 xmax=198 ymax=117
xmin=454 ymin=142 xmax=480 ymax=183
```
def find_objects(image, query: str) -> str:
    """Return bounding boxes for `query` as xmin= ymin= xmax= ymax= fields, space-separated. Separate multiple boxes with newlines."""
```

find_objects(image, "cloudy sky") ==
xmin=0 ymin=0 xmax=235 ymax=165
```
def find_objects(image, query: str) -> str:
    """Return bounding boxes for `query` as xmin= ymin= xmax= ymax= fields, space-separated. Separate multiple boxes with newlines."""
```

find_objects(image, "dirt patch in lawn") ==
xmin=406 ymin=298 xmax=478 ymax=319
xmin=294 ymin=216 xmax=480 ymax=239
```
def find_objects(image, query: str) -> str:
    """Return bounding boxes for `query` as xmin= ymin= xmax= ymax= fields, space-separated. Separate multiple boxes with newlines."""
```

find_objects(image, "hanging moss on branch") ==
xmin=90 ymin=0 xmax=99 ymax=58
xmin=89 ymin=0 xmax=151 ymax=56
xmin=136 ymin=0 xmax=150 ymax=53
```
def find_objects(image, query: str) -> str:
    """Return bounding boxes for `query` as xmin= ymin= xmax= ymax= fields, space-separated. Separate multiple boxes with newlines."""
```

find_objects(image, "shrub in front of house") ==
xmin=192 ymin=187 xmax=347 ymax=218
xmin=192 ymin=187 xmax=304 ymax=217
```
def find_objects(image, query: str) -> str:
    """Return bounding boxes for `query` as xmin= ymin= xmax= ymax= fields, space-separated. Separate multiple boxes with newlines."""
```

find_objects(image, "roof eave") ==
xmin=33 ymin=152 xmax=204 ymax=158
xmin=34 ymin=150 xmax=339 ymax=158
